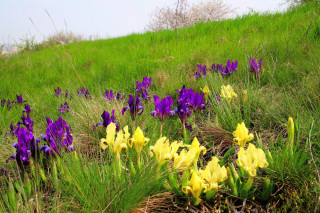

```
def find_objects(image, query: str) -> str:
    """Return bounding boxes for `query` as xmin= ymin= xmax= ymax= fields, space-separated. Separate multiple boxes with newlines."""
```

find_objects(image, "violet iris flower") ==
xmin=105 ymin=90 xmax=123 ymax=101
xmin=65 ymin=90 xmax=69 ymax=98
xmin=211 ymin=60 xmax=238 ymax=77
xmin=1 ymin=99 xmax=6 ymax=107
xmin=136 ymin=77 xmax=153 ymax=92
xmin=15 ymin=94 xmax=26 ymax=104
xmin=175 ymin=99 xmax=192 ymax=130
xmin=6 ymin=127 xmax=39 ymax=169
xmin=77 ymin=87 xmax=92 ymax=100
xmin=194 ymin=64 xmax=207 ymax=80
xmin=250 ymin=58 xmax=262 ymax=73
xmin=59 ymin=102 xmax=70 ymax=114
xmin=5 ymin=123 xmax=17 ymax=137
xmin=93 ymin=110 xmax=119 ymax=131
xmin=176 ymin=85 xmax=194 ymax=104
xmin=105 ymin=90 xmax=115 ymax=100
xmin=116 ymin=91 xmax=123 ymax=100
xmin=19 ymin=105 xmax=34 ymax=132
xmin=122 ymin=95 xmax=144 ymax=121
xmin=54 ymin=87 xmax=63 ymax=96
xmin=136 ymin=77 xmax=153 ymax=100
xmin=6 ymin=100 xmax=13 ymax=109
xmin=151 ymin=95 xmax=175 ymax=121
xmin=189 ymin=93 xmax=207 ymax=111
xmin=41 ymin=116 xmax=74 ymax=156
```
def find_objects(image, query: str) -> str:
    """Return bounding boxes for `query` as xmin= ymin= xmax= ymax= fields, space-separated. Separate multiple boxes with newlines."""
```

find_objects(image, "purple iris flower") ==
xmin=211 ymin=60 xmax=238 ymax=77
xmin=77 ymin=87 xmax=92 ymax=100
xmin=116 ymin=92 xmax=123 ymax=100
xmin=1 ymin=99 xmax=6 ymax=107
xmin=122 ymin=95 xmax=144 ymax=121
xmin=65 ymin=90 xmax=69 ymax=98
xmin=189 ymin=93 xmax=207 ymax=111
xmin=6 ymin=127 xmax=38 ymax=169
xmin=6 ymin=99 xmax=13 ymax=109
xmin=211 ymin=63 xmax=224 ymax=72
xmin=136 ymin=77 xmax=153 ymax=100
xmin=20 ymin=105 xmax=34 ymax=132
xmin=175 ymin=99 xmax=192 ymax=130
xmin=136 ymin=77 xmax=153 ymax=92
xmin=194 ymin=64 xmax=207 ymax=80
xmin=5 ymin=123 xmax=17 ymax=137
xmin=250 ymin=58 xmax=262 ymax=73
xmin=41 ymin=116 xmax=74 ymax=156
xmin=176 ymin=85 xmax=194 ymax=104
xmin=105 ymin=90 xmax=115 ymax=100
xmin=59 ymin=102 xmax=70 ymax=114
xmin=151 ymin=95 xmax=175 ymax=121
xmin=93 ymin=110 xmax=119 ymax=131
xmin=105 ymin=90 xmax=123 ymax=101
xmin=15 ymin=94 xmax=26 ymax=104
xmin=54 ymin=87 xmax=63 ymax=97
xmin=23 ymin=104 xmax=33 ymax=115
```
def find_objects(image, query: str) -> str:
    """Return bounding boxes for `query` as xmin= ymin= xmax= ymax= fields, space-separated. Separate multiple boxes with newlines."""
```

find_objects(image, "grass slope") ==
xmin=0 ymin=2 xmax=320 ymax=212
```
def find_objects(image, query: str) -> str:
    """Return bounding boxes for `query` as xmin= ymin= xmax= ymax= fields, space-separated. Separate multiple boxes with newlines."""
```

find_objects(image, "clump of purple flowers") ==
xmin=40 ymin=116 xmax=74 ymax=157
xmin=59 ymin=102 xmax=70 ymax=114
xmin=1 ymin=99 xmax=6 ymax=107
xmin=77 ymin=87 xmax=92 ymax=100
xmin=122 ymin=95 xmax=144 ymax=121
xmin=211 ymin=60 xmax=238 ymax=77
xmin=105 ymin=90 xmax=123 ymax=101
xmin=1 ymin=95 xmax=26 ymax=109
xmin=250 ymin=58 xmax=262 ymax=73
xmin=175 ymin=86 xmax=194 ymax=132
xmin=93 ymin=110 xmax=119 ymax=131
xmin=136 ymin=77 xmax=153 ymax=100
xmin=15 ymin=94 xmax=26 ymax=104
xmin=194 ymin=64 xmax=207 ymax=80
xmin=6 ymin=105 xmax=40 ymax=170
xmin=54 ymin=87 xmax=63 ymax=97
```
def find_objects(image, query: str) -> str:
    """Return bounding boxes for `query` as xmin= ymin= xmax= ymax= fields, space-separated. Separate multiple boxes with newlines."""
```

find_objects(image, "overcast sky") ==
xmin=1 ymin=0 xmax=289 ymax=44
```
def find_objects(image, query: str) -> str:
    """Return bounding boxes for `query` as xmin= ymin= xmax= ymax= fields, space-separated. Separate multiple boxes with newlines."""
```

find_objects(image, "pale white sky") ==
xmin=0 ymin=0 xmax=289 ymax=44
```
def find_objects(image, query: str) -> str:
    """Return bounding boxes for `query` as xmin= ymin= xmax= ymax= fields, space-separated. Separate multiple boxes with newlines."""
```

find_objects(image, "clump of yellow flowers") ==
xmin=99 ymin=120 xmax=273 ymax=206
xmin=101 ymin=123 xmax=130 ymax=174
xmin=221 ymin=85 xmax=237 ymax=103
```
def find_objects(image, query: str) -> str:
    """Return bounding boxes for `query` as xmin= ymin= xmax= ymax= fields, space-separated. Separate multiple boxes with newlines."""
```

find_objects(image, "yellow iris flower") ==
xmin=236 ymin=143 xmax=269 ymax=177
xmin=173 ymin=148 xmax=197 ymax=170
xmin=287 ymin=117 xmax=294 ymax=144
xmin=200 ymin=157 xmax=228 ymax=191
xmin=100 ymin=123 xmax=130 ymax=159
xmin=149 ymin=137 xmax=183 ymax=166
xmin=184 ymin=137 xmax=206 ymax=166
xmin=233 ymin=122 xmax=254 ymax=148
xmin=221 ymin=85 xmax=237 ymax=103
xmin=182 ymin=171 xmax=207 ymax=201
xmin=201 ymin=86 xmax=210 ymax=102
xmin=242 ymin=90 xmax=247 ymax=102
xmin=128 ymin=127 xmax=150 ymax=155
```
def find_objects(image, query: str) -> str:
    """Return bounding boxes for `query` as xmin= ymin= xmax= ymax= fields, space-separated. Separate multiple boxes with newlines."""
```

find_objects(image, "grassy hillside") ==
xmin=0 ymin=2 xmax=319 ymax=212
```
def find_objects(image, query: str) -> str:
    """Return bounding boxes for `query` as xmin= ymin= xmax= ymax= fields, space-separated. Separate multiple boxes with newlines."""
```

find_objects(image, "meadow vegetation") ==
xmin=0 ymin=1 xmax=320 ymax=212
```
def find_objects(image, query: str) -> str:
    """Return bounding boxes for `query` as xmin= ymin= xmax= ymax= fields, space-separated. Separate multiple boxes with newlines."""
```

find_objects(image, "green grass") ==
xmin=1 ymin=1 xmax=320 ymax=212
